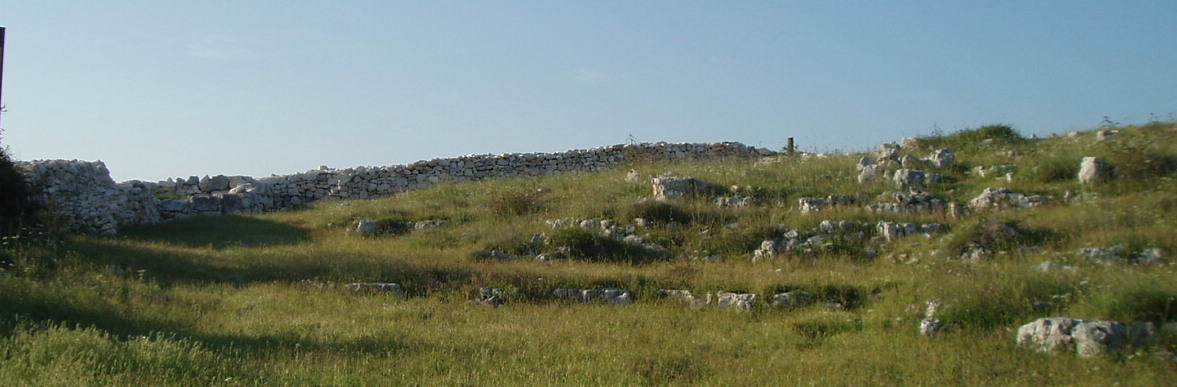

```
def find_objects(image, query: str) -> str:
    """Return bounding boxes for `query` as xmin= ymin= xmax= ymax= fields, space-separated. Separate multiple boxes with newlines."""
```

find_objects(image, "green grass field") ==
xmin=3 ymin=122 xmax=1176 ymax=385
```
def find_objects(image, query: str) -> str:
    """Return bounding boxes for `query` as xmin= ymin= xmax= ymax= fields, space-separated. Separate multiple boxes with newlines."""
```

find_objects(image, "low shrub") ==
xmin=625 ymin=201 xmax=692 ymax=225
xmin=0 ymin=149 xmax=40 ymax=235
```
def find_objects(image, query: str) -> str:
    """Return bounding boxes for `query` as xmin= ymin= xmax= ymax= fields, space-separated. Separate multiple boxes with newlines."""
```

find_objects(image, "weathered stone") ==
xmin=919 ymin=318 xmax=942 ymax=336
xmin=345 ymin=283 xmax=403 ymax=295
xmin=625 ymin=169 xmax=642 ymax=183
xmin=1078 ymin=157 xmax=1114 ymax=185
xmin=1033 ymin=261 xmax=1076 ymax=273
xmin=856 ymin=165 xmax=878 ymax=184
xmin=190 ymin=195 xmax=221 ymax=213
xmin=553 ymin=288 xmax=632 ymax=304
xmin=752 ymin=240 xmax=779 ymax=262
xmin=1017 ymin=317 xmax=1148 ymax=358
xmin=770 ymin=291 xmax=814 ymax=309
xmin=1073 ymin=320 xmax=1129 ymax=358
xmin=1017 ymin=317 xmax=1082 ymax=354
xmin=798 ymin=197 xmax=826 ymax=214
xmin=856 ymin=156 xmax=876 ymax=171
xmin=658 ymin=289 xmax=710 ymax=307
xmin=893 ymin=169 xmax=926 ymax=189
xmin=356 ymin=220 xmax=381 ymax=235
xmin=927 ymin=148 xmax=955 ymax=168
xmin=716 ymin=292 xmax=759 ymax=311
xmin=968 ymin=187 xmax=1050 ymax=210
xmin=477 ymin=288 xmax=506 ymax=307
xmin=652 ymin=176 xmax=709 ymax=200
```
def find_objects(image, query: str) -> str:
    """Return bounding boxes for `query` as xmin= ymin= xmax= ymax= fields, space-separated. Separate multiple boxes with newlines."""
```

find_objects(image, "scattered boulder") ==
xmin=657 ymin=289 xmax=711 ymax=308
xmin=856 ymin=165 xmax=879 ymax=184
xmin=345 ymin=283 xmax=404 ymax=295
xmin=652 ymin=176 xmax=714 ymax=200
xmin=553 ymin=288 xmax=632 ymax=304
xmin=770 ymin=291 xmax=815 ymax=309
xmin=974 ymin=165 xmax=1016 ymax=178
xmin=919 ymin=318 xmax=942 ymax=336
xmin=1016 ymin=317 xmax=1153 ymax=358
xmin=716 ymin=292 xmax=759 ymax=311
xmin=968 ymin=187 xmax=1050 ymax=210
xmin=477 ymin=288 xmax=506 ymax=307
xmin=1097 ymin=129 xmax=1120 ymax=141
xmin=1081 ymin=246 xmax=1168 ymax=265
xmin=856 ymin=156 xmax=876 ymax=171
xmin=926 ymin=148 xmax=955 ymax=168
xmin=875 ymin=142 xmax=902 ymax=163
xmin=1078 ymin=157 xmax=1115 ymax=185
xmin=798 ymin=195 xmax=859 ymax=214
xmin=1033 ymin=261 xmax=1076 ymax=273
xmin=867 ymin=191 xmax=947 ymax=214
xmin=625 ymin=169 xmax=642 ymax=183
xmin=893 ymin=169 xmax=926 ymax=189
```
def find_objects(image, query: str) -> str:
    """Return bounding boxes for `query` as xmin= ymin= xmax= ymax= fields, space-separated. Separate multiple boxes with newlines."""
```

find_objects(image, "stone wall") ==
xmin=19 ymin=142 xmax=770 ymax=234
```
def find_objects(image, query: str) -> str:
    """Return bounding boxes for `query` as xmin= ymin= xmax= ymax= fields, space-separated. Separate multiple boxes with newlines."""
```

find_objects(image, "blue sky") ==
xmin=1 ymin=1 xmax=1174 ymax=182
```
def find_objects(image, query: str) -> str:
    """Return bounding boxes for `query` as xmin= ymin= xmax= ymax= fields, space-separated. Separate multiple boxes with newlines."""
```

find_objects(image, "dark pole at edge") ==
xmin=0 ymin=25 xmax=6 ymax=135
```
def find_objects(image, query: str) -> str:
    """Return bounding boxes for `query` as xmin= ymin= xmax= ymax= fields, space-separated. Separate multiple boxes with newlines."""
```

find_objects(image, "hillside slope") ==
xmin=2 ymin=122 xmax=1176 ymax=384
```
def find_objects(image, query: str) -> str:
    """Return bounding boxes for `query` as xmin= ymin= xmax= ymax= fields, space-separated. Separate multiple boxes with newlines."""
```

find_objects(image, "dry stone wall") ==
xmin=19 ymin=142 xmax=769 ymax=234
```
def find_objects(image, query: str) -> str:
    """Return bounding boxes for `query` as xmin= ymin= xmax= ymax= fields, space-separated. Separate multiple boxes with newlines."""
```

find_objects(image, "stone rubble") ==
xmin=968 ymin=187 xmax=1051 ymax=210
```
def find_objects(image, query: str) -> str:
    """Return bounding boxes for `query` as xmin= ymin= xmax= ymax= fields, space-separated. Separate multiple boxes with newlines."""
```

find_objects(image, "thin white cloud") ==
xmin=572 ymin=67 xmax=611 ymax=83
xmin=186 ymin=34 xmax=254 ymax=59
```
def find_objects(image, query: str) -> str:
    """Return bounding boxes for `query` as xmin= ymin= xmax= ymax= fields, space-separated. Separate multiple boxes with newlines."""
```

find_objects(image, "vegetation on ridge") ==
xmin=1 ymin=122 xmax=1177 ymax=384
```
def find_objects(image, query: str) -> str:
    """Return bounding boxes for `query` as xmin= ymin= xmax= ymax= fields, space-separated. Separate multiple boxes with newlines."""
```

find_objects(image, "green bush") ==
xmin=544 ymin=227 xmax=667 ymax=264
xmin=1081 ymin=283 xmax=1177 ymax=324
xmin=912 ymin=124 xmax=1026 ymax=153
xmin=0 ymin=149 xmax=39 ymax=235
xmin=625 ymin=201 xmax=692 ymax=225
xmin=487 ymin=188 xmax=546 ymax=217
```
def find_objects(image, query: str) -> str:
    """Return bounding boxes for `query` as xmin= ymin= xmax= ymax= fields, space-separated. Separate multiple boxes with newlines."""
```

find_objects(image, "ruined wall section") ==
xmin=20 ymin=142 xmax=771 ymax=233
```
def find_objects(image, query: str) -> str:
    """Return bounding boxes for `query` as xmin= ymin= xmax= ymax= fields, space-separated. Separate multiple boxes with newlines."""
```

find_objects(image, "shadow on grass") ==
xmin=0 ymin=288 xmax=424 ymax=359
xmin=118 ymin=214 xmax=311 ymax=249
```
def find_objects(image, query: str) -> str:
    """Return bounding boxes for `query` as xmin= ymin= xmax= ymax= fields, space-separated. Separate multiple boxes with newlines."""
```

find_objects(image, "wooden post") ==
xmin=787 ymin=137 xmax=794 ymax=155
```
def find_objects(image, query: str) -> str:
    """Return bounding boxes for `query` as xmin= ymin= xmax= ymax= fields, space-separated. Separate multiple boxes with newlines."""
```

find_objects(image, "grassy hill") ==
xmin=2 ymin=122 xmax=1176 ymax=385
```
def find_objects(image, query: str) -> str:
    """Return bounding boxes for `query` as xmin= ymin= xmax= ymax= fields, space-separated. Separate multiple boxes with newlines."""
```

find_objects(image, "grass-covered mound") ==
xmin=2 ymin=122 xmax=1176 ymax=384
